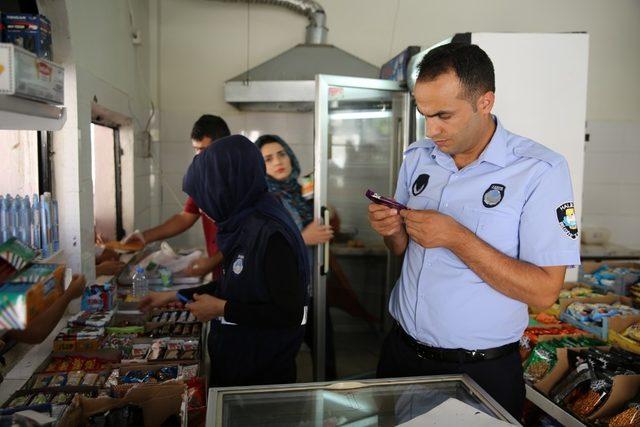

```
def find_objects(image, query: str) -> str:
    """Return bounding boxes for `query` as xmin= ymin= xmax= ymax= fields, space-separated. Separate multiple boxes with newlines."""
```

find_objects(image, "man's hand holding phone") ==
xmin=366 ymin=189 xmax=407 ymax=238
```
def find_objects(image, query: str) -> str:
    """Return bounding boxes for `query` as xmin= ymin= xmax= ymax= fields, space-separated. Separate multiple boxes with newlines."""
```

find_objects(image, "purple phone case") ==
xmin=365 ymin=189 xmax=408 ymax=210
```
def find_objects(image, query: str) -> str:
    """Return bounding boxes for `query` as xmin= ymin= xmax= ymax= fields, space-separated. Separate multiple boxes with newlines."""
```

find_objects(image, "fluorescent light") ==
xmin=330 ymin=111 xmax=392 ymax=120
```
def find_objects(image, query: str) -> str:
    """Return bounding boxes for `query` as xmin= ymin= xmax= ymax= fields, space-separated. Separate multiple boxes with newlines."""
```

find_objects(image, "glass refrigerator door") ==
xmin=312 ymin=75 xmax=410 ymax=381
xmin=207 ymin=375 xmax=520 ymax=426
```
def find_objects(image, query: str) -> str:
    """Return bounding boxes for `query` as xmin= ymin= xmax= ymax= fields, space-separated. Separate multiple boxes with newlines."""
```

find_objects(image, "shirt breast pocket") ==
xmin=407 ymin=194 xmax=438 ymax=211
xmin=466 ymin=206 xmax=520 ymax=257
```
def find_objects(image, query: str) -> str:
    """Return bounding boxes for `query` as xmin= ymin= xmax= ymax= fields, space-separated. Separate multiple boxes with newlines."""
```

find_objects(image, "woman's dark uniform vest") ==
xmin=208 ymin=212 xmax=307 ymax=387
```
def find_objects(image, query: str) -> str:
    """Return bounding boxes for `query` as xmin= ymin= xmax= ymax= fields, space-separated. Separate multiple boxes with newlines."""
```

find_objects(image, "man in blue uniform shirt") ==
xmin=368 ymin=43 xmax=580 ymax=419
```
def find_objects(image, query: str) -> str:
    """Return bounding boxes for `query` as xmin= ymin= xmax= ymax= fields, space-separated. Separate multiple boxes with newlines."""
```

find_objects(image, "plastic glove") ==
xmin=121 ymin=229 xmax=145 ymax=245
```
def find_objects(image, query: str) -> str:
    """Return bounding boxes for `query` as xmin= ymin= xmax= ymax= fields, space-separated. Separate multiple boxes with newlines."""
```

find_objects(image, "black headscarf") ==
xmin=182 ymin=134 xmax=310 ymax=289
xmin=255 ymin=135 xmax=314 ymax=229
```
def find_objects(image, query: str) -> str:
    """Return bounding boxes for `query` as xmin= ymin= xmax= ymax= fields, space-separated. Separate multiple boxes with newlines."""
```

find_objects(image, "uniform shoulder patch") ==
xmin=556 ymin=202 xmax=578 ymax=239
xmin=232 ymin=254 xmax=245 ymax=275
xmin=513 ymin=140 xmax=563 ymax=167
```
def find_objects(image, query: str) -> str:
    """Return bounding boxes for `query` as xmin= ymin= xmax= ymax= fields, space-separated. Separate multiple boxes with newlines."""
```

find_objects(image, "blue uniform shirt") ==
xmin=389 ymin=117 xmax=581 ymax=350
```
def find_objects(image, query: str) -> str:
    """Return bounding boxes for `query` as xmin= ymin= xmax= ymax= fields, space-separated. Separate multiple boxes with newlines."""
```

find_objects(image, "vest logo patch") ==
xmin=232 ymin=255 xmax=244 ymax=275
xmin=482 ymin=184 xmax=505 ymax=208
xmin=412 ymin=173 xmax=430 ymax=196
xmin=557 ymin=202 xmax=578 ymax=239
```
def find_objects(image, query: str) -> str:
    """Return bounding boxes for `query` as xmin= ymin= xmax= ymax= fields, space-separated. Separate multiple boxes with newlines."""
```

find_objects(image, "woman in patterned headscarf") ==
xmin=255 ymin=135 xmax=333 ymax=244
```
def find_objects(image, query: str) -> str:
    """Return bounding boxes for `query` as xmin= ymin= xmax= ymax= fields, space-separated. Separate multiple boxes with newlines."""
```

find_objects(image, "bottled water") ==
xmin=132 ymin=266 xmax=149 ymax=299
xmin=32 ymin=194 xmax=41 ymax=249
xmin=18 ymin=196 xmax=31 ymax=244
xmin=0 ymin=196 xmax=8 ymax=244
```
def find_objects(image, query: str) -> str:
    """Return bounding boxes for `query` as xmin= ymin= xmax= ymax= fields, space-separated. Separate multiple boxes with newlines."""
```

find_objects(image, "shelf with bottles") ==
xmin=0 ymin=192 xmax=59 ymax=259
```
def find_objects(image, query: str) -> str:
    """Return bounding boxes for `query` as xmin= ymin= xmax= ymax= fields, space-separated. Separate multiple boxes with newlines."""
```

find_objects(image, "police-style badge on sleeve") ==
xmin=412 ymin=174 xmax=430 ymax=196
xmin=232 ymin=254 xmax=245 ymax=275
xmin=482 ymin=184 xmax=505 ymax=208
xmin=556 ymin=202 xmax=578 ymax=239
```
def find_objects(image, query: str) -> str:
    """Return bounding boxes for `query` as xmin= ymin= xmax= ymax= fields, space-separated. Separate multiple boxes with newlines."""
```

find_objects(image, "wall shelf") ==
xmin=0 ymin=43 xmax=66 ymax=131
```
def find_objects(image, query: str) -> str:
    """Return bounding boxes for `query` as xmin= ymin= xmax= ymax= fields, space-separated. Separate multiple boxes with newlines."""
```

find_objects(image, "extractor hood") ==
xmin=220 ymin=0 xmax=379 ymax=112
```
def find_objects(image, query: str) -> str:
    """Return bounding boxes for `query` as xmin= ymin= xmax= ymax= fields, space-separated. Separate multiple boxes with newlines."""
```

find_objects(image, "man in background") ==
xmin=123 ymin=115 xmax=230 ymax=279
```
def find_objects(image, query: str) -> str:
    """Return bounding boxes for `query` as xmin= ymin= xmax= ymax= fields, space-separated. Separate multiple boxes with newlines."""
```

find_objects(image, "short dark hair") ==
xmin=190 ymin=114 xmax=230 ymax=141
xmin=416 ymin=43 xmax=495 ymax=103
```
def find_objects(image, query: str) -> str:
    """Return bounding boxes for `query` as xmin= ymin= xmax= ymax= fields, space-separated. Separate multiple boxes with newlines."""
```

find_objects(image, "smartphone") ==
xmin=365 ymin=189 xmax=409 ymax=210
xmin=177 ymin=292 xmax=192 ymax=304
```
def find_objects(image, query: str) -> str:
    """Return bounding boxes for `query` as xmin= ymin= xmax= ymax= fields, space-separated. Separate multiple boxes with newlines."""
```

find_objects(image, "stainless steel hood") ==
xmin=221 ymin=0 xmax=379 ymax=112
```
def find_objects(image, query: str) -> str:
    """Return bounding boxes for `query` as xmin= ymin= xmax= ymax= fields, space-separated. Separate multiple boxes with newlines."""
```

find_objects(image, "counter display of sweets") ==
xmin=1 ymin=305 xmax=205 ymax=426
xmin=0 ymin=192 xmax=59 ymax=258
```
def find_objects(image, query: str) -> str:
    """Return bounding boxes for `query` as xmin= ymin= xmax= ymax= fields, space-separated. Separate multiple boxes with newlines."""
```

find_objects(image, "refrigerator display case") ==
xmin=206 ymin=375 xmax=520 ymax=426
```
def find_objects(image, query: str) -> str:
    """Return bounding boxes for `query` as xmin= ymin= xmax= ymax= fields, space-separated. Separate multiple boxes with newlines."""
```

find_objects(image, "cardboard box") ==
xmin=523 ymin=333 xmax=599 ymax=380
xmin=559 ymin=295 xmax=635 ymax=340
xmin=0 ymin=43 xmax=64 ymax=104
xmin=608 ymin=314 xmax=640 ymax=355
xmin=58 ymin=382 xmax=187 ymax=427
xmin=0 ymin=264 xmax=65 ymax=329
xmin=529 ymin=282 xmax=601 ymax=316
xmin=589 ymin=374 xmax=640 ymax=421
xmin=1 ymin=13 xmax=52 ymax=59
xmin=533 ymin=346 xmax=640 ymax=422
xmin=580 ymin=261 xmax=640 ymax=296
xmin=534 ymin=346 xmax=610 ymax=396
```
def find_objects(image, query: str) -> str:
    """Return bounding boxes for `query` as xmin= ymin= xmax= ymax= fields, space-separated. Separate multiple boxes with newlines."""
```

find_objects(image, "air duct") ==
xmin=216 ymin=0 xmax=379 ymax=111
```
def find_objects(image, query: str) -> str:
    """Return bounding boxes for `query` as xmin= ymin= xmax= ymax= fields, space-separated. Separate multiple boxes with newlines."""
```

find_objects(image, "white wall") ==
xmin=38 ymin=0 xmax=157 ymax=276
xmin=154 ymin=0 xmax=640 ymax=250
xmin=0 ymin=131 xmax=39 ymax=196
xmin=583 ymin=121 xmax=640 ymax=249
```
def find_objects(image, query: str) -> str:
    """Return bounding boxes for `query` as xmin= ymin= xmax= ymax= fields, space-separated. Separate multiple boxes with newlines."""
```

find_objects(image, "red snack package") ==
xmin=70 ymin=357 xmax=85 ymax=371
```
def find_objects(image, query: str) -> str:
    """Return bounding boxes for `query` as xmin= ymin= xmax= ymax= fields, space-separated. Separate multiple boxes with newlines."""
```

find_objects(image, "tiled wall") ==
xmin=583 ymin=121 xmax=640 ymax=249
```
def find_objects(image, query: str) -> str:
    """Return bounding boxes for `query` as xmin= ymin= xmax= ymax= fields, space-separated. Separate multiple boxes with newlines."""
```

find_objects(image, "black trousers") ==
xmin=208 ymin=321 xmax=305 ymax=387
xmin=377 ymin=325 xmax=525 ymax=420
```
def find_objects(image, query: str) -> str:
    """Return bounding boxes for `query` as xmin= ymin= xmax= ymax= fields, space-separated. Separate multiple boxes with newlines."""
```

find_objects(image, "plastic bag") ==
xmin=524 ymin=342 xmax=557 ymax=382
xmin=137 ymin=241 xmax=202 ymax=273
xmin=608 ymin=402 xmax=640 ymax=426
xmin=570 ymin=378 xmax=612 ymax=417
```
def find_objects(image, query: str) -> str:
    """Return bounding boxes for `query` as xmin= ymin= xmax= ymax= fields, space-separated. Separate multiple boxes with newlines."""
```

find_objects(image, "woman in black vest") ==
xmin=140 ymin=135 xmax=309 ymax=386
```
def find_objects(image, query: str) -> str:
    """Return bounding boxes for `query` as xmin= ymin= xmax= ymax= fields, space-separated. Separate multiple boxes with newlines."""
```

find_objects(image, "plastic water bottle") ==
xmin=19 ymin=196 xmax=31 ymax=244
xmin=40 ymin=193 xmax=52 ymax=257
xmin=32 ymin=194 xmax=41 ymax=250
xmin=8 ymin=195 xmax=18 ymax=239
xmin=132 ymin=266 xmax=149 ymax=299
xmin=0 ymin=195 xmax=8 ymax=244
xmin=52 ymin=198 xmax=59 ymax=251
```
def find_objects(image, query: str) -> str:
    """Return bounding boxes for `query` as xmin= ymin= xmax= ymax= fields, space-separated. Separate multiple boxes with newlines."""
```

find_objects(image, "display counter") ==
xmin=206 ymin=374 xmax=520 ymax=426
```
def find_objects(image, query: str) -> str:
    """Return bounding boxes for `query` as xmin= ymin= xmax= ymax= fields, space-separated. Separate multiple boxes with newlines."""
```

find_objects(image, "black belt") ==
xmin=396 ymin=323 xmax=519 ymax=363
